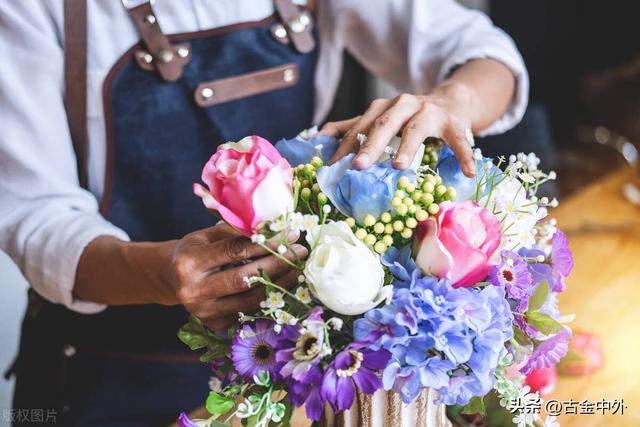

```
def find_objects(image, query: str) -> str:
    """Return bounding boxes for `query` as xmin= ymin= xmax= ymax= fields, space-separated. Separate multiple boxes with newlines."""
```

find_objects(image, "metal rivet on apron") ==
xmin=63 ymin=344 xmax=76 ymax=358
xmin=288 ymin=16 xmax=308 ymax=34
xmin=157 ymin=49 xmax=174 ymax=64
xmin=138 ymin=52 xmax=153 ymax=64
xmin=143 ymin=14 xmax=156 ymax=25
xmin=273 ymin=24 xmax=288 ymax=40
xmin=283 ymin=68 xmax=295 ymax=82
xmin=201 ymin=87 xmax=214 ymax=99
xmin=177 ymin=47 xmax=190 ymax=58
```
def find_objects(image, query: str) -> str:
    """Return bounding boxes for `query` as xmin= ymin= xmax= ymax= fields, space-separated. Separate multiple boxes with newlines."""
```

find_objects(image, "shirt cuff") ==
xmin=24 ymin=214 xmax=130 ymax=314
xmin=437 ymin=38 xmax=530 ymax=137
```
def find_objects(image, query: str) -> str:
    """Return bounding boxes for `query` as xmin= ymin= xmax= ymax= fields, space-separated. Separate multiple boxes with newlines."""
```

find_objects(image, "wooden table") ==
xmin=547 ymin=166 xmax=640 ymax=426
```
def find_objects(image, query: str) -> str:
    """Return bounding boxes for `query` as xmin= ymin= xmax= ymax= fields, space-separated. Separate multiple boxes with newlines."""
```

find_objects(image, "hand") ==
xmin=321 ymin=82 xmax=477 ymax=177
xmin=170 ymin=224 xmax=307 ymax=330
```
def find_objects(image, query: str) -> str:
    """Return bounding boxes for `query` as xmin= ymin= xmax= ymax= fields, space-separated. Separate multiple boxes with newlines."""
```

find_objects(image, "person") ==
xmin=0 ymin=0 xmax=527 ymax=425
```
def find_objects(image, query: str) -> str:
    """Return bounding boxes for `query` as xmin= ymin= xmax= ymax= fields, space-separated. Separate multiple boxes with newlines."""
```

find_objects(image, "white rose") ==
xmin=303 ymin=221 xmax=391 ymax=315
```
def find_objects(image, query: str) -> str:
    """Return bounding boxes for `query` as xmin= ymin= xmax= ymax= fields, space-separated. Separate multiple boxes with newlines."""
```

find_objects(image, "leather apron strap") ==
xmin=64 ymin=0 xmax=89 ymax=189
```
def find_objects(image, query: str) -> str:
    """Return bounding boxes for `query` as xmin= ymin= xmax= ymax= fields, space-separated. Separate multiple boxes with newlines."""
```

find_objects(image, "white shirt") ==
xmin=0 ymin=0 xmax=528 ymax=313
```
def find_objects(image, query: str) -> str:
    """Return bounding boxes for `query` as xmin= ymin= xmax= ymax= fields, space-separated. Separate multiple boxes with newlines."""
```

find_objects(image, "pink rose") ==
xmin=414 ymin=201 xmax=502 ymax=287
xmin=524 ymin=366 xmax=557 ymax=396
xmin=193 ymin=136 xmax=293 ymax=236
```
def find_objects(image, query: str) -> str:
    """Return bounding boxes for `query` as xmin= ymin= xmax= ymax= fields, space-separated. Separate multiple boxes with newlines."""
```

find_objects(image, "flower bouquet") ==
xmin=178 ymin=129 xmax=573 ymax=427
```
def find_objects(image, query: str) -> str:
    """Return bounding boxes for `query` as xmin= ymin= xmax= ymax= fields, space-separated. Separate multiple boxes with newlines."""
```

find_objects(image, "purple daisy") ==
xmin=276 ymin=307 xmax=326 ymax=381
xmin=489 ymin=251 xmax=533 ymax=305
xmin=521 ymin=327 xmax=571 ymax=375
xmin=321 ymin=346 xmax=390 ymax=412
xmin=230 ymin=320 xmax=287 ymax=382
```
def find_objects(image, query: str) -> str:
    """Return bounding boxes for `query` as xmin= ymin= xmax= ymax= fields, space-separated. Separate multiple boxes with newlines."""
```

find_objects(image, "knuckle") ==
xmin=373 ymin=114 xmax=391 ymax=129
xmin=225 ymin=236 xmax=250 ymax=261
xmin=224 ymin=272 xmax=246 ymax=294
xmin=405 ymin=120 xmax=422 ymax=132
xmin=396 ymin=93 xmax=415 ymax=104
xmin=369 ymin=98 xmax=386 ymax=109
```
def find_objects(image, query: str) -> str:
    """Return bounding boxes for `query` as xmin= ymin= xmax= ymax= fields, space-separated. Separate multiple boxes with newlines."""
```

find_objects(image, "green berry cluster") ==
xmin=349 ymin=173 xmax=456 ymax=254
xmin=422 ymin=137 xmax=444 ymax=171
xmin=293 ymin=156 xmax=331 ymax=217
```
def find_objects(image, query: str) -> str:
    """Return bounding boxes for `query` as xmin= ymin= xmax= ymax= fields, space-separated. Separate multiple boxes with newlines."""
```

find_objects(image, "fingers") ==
xmin=355 ymin=94 xmax=421 ymax=170
xmin=443 ymin=124 xmax=476 ymax=177
xmin=328 ymin=98 xmax=392 ymax=164
xmin=200 ymin=244 xmax=308 ymax=299
xmin=196 ymin=268 xmax=302 ymax=331
xmin=203 ymin=314 xmax=238 ymax=332
xmin=320 ymin=116 xmax=361 ymax=138
xmin=394 ymin=107 xmax=441 ymax=170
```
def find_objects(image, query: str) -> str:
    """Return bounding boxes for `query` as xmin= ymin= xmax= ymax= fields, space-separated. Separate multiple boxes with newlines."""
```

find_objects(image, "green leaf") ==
xmin=528 ymin=280 xmax=550 ymax=312
xmin=205 ymin=391 xmax=236 ymax=418
xmin=513 ymin=326 xmax=531 ymax=346
xmin=210 ymin=421 xmax=229 ymax=427
xmin=526 ymin=311 xmax=564 ymax=335
xmin=461 ymin=396 xmax=486 ymax=416
xmin=177 ymin=321 xmax=209 ymax=350
xmin=199 ymin=345 xmax=228 ymax=363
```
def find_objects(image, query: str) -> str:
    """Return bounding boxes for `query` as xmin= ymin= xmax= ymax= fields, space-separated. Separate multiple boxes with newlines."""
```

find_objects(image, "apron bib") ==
xmin=12 ymin=2 xmax=317 ymax=425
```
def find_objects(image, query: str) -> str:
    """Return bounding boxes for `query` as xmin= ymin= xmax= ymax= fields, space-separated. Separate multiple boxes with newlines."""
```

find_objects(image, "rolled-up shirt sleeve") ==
xmin=322 ymin=0 xmax=529 ymax=136
xmin=0 ymin=1 xmax=128 ymax=313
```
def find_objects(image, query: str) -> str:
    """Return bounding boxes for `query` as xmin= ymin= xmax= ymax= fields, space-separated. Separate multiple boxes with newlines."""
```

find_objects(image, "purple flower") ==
xmin=230 ymin=320 xmax=287 ymax=382
xmin=321 ymin=347 xmax=390 ymax=411
xmin=489 ymin=251 xmax=534 ymax=304
xmin=550 ymin=230 xmax=573 ymax=292
xmin=286 ymin=365 xmax=326 ymax=421
xmin=276 ymin=307 xmax=326 ymax=381
xmin=176 ymin=413 xmax=205 ymax=427
xmin=521 ymin=328 xmax=572 ymax=375
xmin=437 ymin=370 xmax=493 ymax=406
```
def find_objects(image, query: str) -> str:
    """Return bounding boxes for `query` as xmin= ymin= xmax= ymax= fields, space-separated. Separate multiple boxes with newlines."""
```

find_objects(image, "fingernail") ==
xmin=465 ymin=161 xmax=476 ymax=177
xmin=394 ymin=153 xmax=409 ymax=168
xmin=354 ymin=153 xmax=370 ymax=168
xmin=292 ymin=244 xmax=309 ymax=258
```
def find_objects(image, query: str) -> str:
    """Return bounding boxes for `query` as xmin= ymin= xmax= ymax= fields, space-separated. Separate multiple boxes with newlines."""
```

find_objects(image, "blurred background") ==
xmin=2 ymin=0 xmax=640 ymax=425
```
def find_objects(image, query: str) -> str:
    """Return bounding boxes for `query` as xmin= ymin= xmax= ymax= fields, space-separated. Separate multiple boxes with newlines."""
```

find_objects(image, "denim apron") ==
xmin=11 ymin=2 xmax=317 ymax=425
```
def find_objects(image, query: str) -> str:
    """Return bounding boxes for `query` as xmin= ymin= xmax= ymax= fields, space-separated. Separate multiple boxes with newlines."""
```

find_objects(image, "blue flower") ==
xmin=275 ymin=133 xmax=340 ymax=166
xmin=436 ymin=146 xmax=501 ymax=201
xmin=357 ymin=253 xmax=514 ymax=405
xmin=380 ymin=245 xmax=421 ymax=289
xmin=317 ymin=154 xmax=415 ymax=224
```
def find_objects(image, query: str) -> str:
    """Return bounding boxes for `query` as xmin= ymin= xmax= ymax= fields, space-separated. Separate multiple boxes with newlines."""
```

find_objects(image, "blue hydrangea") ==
xmin=317 ymin=154 xmax=415 ymax=225
xmin=275 ymin=133 xmax=340 ymax=166
xmin=436 ymin=146 xmax=501 ymax=201
xmin=354 ymin=263 xmax=513 ymax=405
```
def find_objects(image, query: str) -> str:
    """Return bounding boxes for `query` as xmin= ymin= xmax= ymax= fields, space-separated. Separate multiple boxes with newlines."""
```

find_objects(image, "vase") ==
xmin=318 ymin=388 xmax=452 ymax=427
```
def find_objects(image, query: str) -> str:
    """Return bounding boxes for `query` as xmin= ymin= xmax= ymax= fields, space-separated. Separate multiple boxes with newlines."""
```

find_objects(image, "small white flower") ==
xmin=260 ymin=291 xmax=285 ymax=309
xmin=302 ymin=214 xmax=319 ymax=229
xmin=297 ymin=274 xmax=306 ymax=283
xmin=275 ymin=309 xmax=298 ymax=325
xmin=274 ymin=324 xmax=282 ymax=333
xmin=251 ymin=233 xmax=266 ymax=245
xmin=208 ymin=376 xmax=222 ymax=392
xmin=473 ymin=148 xmax=483 ymax=160
xmin=327 ymin=317 xmax=343 ymax=331
xmin=356 ymin=133 xmax=368 ymax=146
xmin=277 ymin=244 xmax=287 ymax=254
xmin=509 ymin=154 xmax=517 ymax=163
xmin=295 ymin=287 xmax=312 ymax=304
xmin=536 ymin=254 xmax=546 ymax=262
xmin=543 ymin=416 xmax=560 ymax=427
xmin=322 ymin=205 xmax=332 ymax=214
xmin=549 ymin=198 xmax=559 ymax=208
xmin=540 ymin=197 xmax=549 ymax=204
xmin=512 ymin=412 xmax=536 ymax=427
xmin=269 ymin=217 xmax=287 ymax=232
